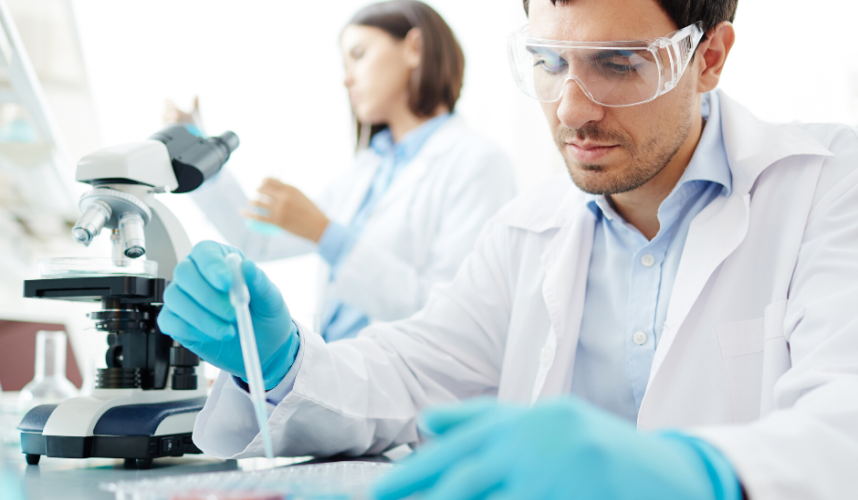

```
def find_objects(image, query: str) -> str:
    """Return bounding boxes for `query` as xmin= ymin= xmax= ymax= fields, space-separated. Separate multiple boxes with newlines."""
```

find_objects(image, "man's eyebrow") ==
xmin=588 ymin=49 xmax=636 ymax=60
xmin=526 ymin=45 xmax=560 ymax=57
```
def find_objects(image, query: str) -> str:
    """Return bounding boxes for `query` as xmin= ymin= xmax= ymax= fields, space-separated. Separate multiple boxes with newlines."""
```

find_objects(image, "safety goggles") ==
xmin=507 ymin=23 xmax=704 ymax=107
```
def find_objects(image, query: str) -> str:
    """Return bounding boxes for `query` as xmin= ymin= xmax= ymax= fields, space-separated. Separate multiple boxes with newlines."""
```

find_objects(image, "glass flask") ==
xmin=18 ymin=331 xmax=79 ymax=410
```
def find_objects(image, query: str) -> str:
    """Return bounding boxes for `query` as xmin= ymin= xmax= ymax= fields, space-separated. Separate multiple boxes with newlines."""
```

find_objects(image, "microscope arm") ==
xmin=143 ymin=197 xmax=192 ymax=282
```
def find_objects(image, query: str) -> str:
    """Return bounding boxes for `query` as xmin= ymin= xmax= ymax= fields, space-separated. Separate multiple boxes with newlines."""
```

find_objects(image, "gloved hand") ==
xmin=373 ymin=398 xmax=743 ymax=500
xmin=157 ymin=241 xmax=300 ymax=390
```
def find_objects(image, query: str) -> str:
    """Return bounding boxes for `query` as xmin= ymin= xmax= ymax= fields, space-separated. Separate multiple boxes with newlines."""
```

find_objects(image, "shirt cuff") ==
xmin=229 ymin=329 xmax=306 ymax=407
xmin=317 ymin=221 xmax=359 ymax=270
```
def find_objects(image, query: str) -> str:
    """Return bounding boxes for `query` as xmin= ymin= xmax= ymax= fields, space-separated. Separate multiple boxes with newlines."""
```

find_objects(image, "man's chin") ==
xmin=566 ymin=162 xmax=616 ymax=195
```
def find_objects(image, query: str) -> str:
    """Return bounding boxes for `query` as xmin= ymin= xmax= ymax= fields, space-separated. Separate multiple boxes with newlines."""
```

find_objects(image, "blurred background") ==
xmin=0 ymin=0 xmax=856 ymax=389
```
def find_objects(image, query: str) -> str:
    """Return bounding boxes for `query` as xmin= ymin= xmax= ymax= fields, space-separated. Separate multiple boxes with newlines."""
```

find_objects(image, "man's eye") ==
xmin=534 ymin=57 xmax=567 ymax=74
xmin=590 ymin=51 xmax=646 ymax=77
xmin=602 ymin=60 xmax=639 ymax=74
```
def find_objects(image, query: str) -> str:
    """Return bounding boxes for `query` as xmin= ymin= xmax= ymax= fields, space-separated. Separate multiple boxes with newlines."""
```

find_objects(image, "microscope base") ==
xmin=18 ymin=395 xmax=207 ymax=468
xmin=20 ymin=431 xmax=199 ymax=469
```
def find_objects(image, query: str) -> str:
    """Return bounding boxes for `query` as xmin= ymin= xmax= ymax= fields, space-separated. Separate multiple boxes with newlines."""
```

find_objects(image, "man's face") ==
xmin=529 ymin=0 xmax=700 ymax=195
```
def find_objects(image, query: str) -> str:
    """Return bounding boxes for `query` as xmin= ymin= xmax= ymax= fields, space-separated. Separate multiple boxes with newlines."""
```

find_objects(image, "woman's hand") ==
xmin=163 ymin=96 xmax=200 ymax=125
xmin=244 ymin=178 xmax=330 ymax=243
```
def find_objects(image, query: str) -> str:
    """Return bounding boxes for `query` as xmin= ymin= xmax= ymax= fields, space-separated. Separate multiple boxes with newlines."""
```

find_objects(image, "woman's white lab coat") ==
xmin=193 ymin=90 xmax=858 ymax=499
xmin=192 ymin=115 xmax=517 ymax=325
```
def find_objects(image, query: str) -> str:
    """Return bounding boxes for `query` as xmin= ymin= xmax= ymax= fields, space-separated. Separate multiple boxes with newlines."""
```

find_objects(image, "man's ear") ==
xmin=403 ymin=28 xmax=422 ymax=69
xmin=696 ymin=21 xmax=736 ymax=93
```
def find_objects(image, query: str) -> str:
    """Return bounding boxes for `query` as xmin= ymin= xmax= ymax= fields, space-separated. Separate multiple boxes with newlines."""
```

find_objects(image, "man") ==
xmin=158 ymin=0 xmax=858 ymax=498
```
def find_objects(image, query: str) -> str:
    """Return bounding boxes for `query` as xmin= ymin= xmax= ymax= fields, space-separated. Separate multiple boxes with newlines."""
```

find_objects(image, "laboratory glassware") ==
xmin=18 ymin=331 xmax=78 ymax=409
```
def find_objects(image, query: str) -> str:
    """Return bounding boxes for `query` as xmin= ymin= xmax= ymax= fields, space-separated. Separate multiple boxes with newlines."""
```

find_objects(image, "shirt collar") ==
xmin=370 ymin=112 xmax=452 ymax=165
xmin=674 ymin=91 xmax=732 ymax=196
xmin=587 ymin=91 xmax=732 ymax=218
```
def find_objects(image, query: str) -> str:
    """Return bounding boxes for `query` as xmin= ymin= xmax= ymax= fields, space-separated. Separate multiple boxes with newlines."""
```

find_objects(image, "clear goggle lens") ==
xmin=507 ymin=23 xmax=703 ymax=107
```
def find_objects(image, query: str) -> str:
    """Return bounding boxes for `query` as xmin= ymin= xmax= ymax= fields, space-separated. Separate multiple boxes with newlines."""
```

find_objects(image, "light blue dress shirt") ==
xmin=316 ymin=113 xmax=451 ymax=342
xmin=571 ymin=93 xmax=732 ymax=422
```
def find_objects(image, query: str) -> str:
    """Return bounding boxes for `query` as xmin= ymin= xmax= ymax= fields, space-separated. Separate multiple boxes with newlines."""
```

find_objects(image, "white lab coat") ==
xmin=194 ymin=90 xmax=858 ymax=499
xmin=192 ymin=115 xmax=517 ymax=325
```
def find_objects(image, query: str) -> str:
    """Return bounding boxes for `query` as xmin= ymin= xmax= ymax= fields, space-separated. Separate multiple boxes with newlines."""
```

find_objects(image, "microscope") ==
xmin=17 ymin=125 xmax=238 ymax=469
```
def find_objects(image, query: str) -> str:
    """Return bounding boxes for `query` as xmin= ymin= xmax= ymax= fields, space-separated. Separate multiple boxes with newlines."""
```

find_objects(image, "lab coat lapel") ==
xmin=370 ymin=117 xmax=463 ymax=216
xmin=531 ymin=189 xmax=595 ymax=403
xmin=647 ymin=89 xmax=834 ymax=385
xmin=650 ymin=192 xmax=750 ymax=380
xmin=337 ymin=152 xmax=380 ymax=223
xmin=370 ymin=156 xmax=431 ymax=216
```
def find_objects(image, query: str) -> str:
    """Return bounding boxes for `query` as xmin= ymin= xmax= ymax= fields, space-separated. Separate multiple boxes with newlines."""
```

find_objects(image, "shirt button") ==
xmin=633 ymin=331 xmax=647 ymax=345
xmin=641 ymin=254 xmax=655 ymax=267
xmin=540 ymin=346 xmax=554 ymax=364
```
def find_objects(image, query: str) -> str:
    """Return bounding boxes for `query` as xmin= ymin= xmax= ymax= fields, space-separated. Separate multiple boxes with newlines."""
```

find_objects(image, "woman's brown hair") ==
xmin=348 ymin=0 xmax=465 ymax=149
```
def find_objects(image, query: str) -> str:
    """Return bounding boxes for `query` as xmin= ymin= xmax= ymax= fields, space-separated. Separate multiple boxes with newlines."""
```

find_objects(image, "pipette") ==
xmin=225 ymin=253 xmax=274 ymax=459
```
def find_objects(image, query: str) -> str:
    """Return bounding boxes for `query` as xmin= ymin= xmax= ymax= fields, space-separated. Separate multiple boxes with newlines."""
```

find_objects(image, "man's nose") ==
xmin=556 ymin=79 xmax=605 ymax=130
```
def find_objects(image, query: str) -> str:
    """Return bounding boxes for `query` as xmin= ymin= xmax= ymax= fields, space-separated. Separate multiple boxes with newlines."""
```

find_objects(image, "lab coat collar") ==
xmin=369 ymin=113 xmax=452 ymax=165
xmin=509 ymin=89 xmax=834 ymax=236
xmin=369 ymin=115 xmax=467 ymax=216
xmin=643 ymin=90 xmax=835 ymax=396
xmin=408 ymin=113 xmax=468 ymax=161
xmin=717 ymin=88 xmax=834 ymax=194
xmin=339 ymin=116 xmax=467 ymax=223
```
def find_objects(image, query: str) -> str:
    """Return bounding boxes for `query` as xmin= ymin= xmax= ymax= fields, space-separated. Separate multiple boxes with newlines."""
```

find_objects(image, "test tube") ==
xmin=225 ymin=253 xmax=275 ymax=459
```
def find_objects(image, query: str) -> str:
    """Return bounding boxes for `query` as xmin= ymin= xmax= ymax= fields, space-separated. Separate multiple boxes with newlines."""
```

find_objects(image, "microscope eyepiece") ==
xmin=150 ymin=125 xmax=240 ymax=193
xmin=210 ymin=131 xmax=239 ymax=159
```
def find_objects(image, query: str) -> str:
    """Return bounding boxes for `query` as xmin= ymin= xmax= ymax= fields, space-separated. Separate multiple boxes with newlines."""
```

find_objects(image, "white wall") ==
xmin=69 ymin=0 xmax=858 ymax=326
xmin=719 ymin=0 xmax=858 ymax=125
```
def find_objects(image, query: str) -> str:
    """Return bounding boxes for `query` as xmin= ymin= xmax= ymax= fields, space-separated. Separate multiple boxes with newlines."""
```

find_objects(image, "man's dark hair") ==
xmin=522 ymin=0 xmax=738 ymax=36
xmin=348 ymin=0 xmax=465 ymax=149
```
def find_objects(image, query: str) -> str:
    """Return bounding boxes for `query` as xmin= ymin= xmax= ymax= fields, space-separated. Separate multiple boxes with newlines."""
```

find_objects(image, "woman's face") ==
xmin=341 ymin=24 xmax=418 ymax=124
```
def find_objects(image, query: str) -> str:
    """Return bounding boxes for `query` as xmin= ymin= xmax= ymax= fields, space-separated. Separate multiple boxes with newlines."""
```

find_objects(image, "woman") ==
xmin=180 ymin=0 xmax=516 ymax=342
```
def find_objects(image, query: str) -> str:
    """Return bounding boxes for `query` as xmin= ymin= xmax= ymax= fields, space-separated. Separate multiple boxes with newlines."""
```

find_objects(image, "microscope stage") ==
xmin=24 ymin=275 xmax=166 ymax=303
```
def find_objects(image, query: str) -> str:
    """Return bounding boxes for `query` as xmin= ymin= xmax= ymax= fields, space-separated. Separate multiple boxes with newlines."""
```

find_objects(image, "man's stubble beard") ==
xmin=556 ymin=100 xmax=694 ymax=196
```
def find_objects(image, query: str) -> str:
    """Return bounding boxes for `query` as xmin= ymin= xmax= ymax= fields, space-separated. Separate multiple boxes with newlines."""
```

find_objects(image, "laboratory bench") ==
xmin=0 ymin=390 xmax=405 ymax=499
xmin=3 ymin=443 xmax=399 ymax=500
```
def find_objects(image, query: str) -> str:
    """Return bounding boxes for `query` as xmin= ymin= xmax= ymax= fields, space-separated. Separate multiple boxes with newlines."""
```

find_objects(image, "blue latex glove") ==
xmin=373 ymin=398 xmax=743 ymax=500
xmin=157 ymin=241 xmax=299 ymax=390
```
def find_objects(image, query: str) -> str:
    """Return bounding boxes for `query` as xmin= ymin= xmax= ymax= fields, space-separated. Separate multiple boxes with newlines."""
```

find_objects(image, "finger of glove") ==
xmin=422 ymin=451 xmax=511 ymax=500
xmin=189 ymin=240 xmax=242 ymax=292
xmin=242 ymin=258 xmax=290 ymax=321
xmin=157 ymin=309 xmax=238 ymax=371
xmin=373 ymin=416 xmax=500 ymax=500
xmin=158 ymin=311 xmax=244 ymax=379
xmin=420 ymin=398 xmax=504 ymax=437
xmin=172 ymin=258 xmax=235 ymax=324
xmin=158 ymin=311 xmax=209 ymax=359
xmin=162 ymin=284 xmax=236 ymax=342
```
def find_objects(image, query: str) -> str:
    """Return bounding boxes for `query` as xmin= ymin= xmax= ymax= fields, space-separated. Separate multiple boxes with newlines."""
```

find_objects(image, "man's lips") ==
xmin=565 ymin=142 xmax=619 ymax=163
